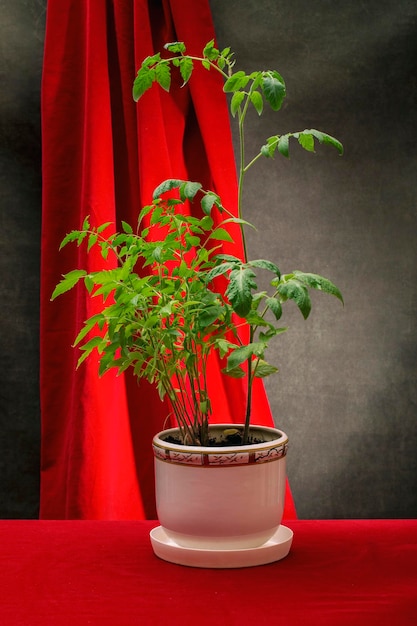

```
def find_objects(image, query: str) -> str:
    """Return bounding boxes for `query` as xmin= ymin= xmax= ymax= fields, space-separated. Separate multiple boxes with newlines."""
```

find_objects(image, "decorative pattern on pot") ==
xmin=153 ymin=440 xmax=288 ymax=466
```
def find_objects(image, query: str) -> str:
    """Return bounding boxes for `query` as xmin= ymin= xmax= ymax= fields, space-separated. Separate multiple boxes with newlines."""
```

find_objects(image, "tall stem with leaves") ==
xmin=133 ymin=41 xmax=343 ymax=442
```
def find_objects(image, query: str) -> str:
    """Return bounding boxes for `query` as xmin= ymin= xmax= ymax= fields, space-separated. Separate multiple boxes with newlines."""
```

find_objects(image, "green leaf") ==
xmin=132 ymin=66 xmax=155 ymax=101
xmin=224 ymin=71 xmax=249 ymax=93
xmin=293 ymin=271 xmax=344 ymax=303
xmin=152 ymin=179 xmax=184 ymax=199
xmin=179 ymin=57 xmax=193 ymax=84
xmin=185 ymin=234 xmax=200 ymax=248
xmin=155 ymin=62 xmax=171 ymax=92
xmin=164 ymin=41 xmax=186 ymax=54
xmin=59 ymin=230 xmax=82 ymax=250
xmin=199 ymin=215 xmax=214 ymax=230
xmin=198 ymin=304 xmax=223 ymax=328
xmin=265 ymin=297 xmax=283 ymax=320
xmin=77 ymin=336 xmax=104 ymax=368
xmin=203 ymin=39 xmax=219 ymax=61
xmin=277 ymin=278 xmax=311 ymax=319
xmin=73 ymin=313 xmax=105 ymax=346
xmin=306 ymin=129 xmax=344 ymax=155
xmin=226 ymin=266 xmax=257 ymax=317
xmin=121 ymin=221 xmax=133 ymax=234
xmin=215 ymin=253 xmax=242 ymax=263
xmin=97 ymin=222 xmax=112 ymax=234
xmin=51 ymin=270 xmax=87 ymax=300
xmin=214 ymin=337 xmax=236 ymax=358
xmin=253 ymin=359 xmax=278 ymax=378
xmin=84 ymin=274 xmax=95 ymax=294
xmin=261 ymin=71 xmax=286 ymax=111
xmin=205 ymin=262 xmax=236 ymax=283
xmin=221 ymin=217 xmax=256 ymax=230
xmin=248 ymin=259 xmax=280 ymax=276
xmin=180 ymin=181 xmax=202 ymax=201
xmin=297 ymin=132 xmax=315 ymax=152
xmin=226 ymin=342 xmax=265 ymax=371
xmin=226 ymin=344 xmax=253 ymax=369
xmin=208 ymin=227 xmax=234 ymax=243
xmin=200 ymin=193 xmax=218 ymax=216
xmin=250 ymin=90 xmax=263 ymax=115
xmin=221 ymin=365 xmax=246 ymax=378
xmin=230 ymin=91 xmax=245 ymax=117
xmin=278 ymin=135 xmax=290 ymax=158
xmin=260 ymin=136 xmax=279 ymax=159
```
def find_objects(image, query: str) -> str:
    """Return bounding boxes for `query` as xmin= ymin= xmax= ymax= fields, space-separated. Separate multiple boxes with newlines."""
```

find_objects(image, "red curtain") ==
xmin=40 ymin=0 xmax=296 ymax=520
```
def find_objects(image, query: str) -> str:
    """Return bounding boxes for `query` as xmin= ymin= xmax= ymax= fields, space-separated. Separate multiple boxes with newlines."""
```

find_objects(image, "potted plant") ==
xmin=52 ymin=40 xmax=343 ymax=567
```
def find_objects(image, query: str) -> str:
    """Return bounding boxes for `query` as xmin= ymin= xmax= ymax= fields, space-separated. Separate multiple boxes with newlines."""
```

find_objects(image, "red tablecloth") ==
xmin=1 ymin=520 xmax=416 ymax=625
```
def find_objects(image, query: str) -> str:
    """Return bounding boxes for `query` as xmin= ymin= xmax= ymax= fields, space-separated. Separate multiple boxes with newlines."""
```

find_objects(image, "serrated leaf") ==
xmin=226 ymin=266 xmax=257 ymax=317
xmin=185 ymin=234 xmax=200 ymax=248
xmin=73 ymin=313 xmax=105 ymax=346
xmin=230 ymin=91 xmax=245 ymax=117
xmin=226 ymin=344 xmax=253 ymax=369
xmin=306 ymin=129 xmax=344 ymax=155
xmin=261 ymin=71 xmax=286 ymax=111
xmin=203 ymin=39 xmax=219 ymax=61
xmin=77 ymin=336 xmax=104 ymax=368
xmin=278 ymin=134 xmax=290 ymax=158
xmin=132 ymin=67 xmax=155 ymax=101
xmin=205 ymin=262 xmax=236 ymax=283
xmin=164 ymin=41 xmax=186 ymax=54
xmin=253 ymin=359 xmax=278 ymax=378
xmin=221 ymin=217 xmax=256 ymax=230
xmin=197 ymin=304 xmax=223 ymax=328
xmin=51 ymin=270 xmax=87 ymax=300
xmin=155 ymin=62 xmax=171 ymax=91
xmin=277 ymin=279 xmax=311 ymax=319
xmin=224 ymin=71 xmax=249 ymax=93
xmin=264 ymin=297 xmax=282 ymax=320
xmin=248 ymin=259 xmax=280 ymax=276
xmin=215 ymin=253 xmax=242 ymax=262
xmin=152 ymin=179 xmax=184 ymax=199
xmin=179 ymin=57 xmax=193 ymax=84
xmin=293 ymin=271 xmax=344 ymax=303
xmin=261 ymin=136 xmax=279 ymax=159
xmin=250 ymin=90 xmax=263 ymax=115
xmin=180 ymin=181 xmax=202 ymax=201
xmin=199 ymin=215 xmax=214 ymax=230
xmin=59 ymin=231 xmax=82 ymax=250
xmin=214 ymin=338 xmax=236 ymax=358
xmin=297 ymin=132 xmax=315 ymax=152
xmin=87 ymin=233 xmax=98 ymax=252
xmin=221 ymin=365 xmax=246 ymax=378
xmin=208 ymin=227 xmax=234 ymax=243
xmin=226 ymin=342 xmax=265 ymax=371
xmin=97 ymin=222 xmax=112 ymax=234
xmin=200 ymin=193 xmax=217 ymax=216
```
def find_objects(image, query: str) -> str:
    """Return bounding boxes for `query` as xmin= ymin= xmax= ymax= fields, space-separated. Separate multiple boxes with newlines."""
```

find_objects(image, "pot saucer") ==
xmin=150 ymin=524 xmax=293 ymax=568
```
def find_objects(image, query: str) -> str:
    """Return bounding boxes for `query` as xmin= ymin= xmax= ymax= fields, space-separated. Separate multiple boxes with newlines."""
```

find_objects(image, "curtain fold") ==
xmin=40 ymin=0 xmax=296 ymax=519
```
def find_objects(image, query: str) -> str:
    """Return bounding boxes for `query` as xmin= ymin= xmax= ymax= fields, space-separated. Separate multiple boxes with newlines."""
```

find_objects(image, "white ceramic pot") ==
xmin=152 ymin=423 xmax=288 ymax=550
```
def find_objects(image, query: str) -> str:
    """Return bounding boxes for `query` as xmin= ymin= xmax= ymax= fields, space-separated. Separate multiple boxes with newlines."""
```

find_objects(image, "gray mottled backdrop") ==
xmin=1 ymin=0 xmax=416 ymax=518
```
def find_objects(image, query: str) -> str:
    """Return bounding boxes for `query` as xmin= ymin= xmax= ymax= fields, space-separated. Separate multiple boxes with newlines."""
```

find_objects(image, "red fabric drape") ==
xmin=40 ymin=0 xmax=296 ymax=520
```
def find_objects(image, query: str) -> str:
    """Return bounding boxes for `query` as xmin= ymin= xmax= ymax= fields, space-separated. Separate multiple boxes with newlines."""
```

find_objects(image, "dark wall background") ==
xmin=1 ymin=0 xmax=45 ymax=517
xmin=1 ymin=0 xmax=416 ymax=519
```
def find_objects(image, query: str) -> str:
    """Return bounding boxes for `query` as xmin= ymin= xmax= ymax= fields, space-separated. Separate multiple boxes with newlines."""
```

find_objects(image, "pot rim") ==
xmin=153 ymin=423 xmax=288 ymax=454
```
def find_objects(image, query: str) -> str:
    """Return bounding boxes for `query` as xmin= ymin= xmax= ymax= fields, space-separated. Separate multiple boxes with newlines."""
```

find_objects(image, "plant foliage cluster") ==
xmin=53 ymin=40 xmax=343 ymax=445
